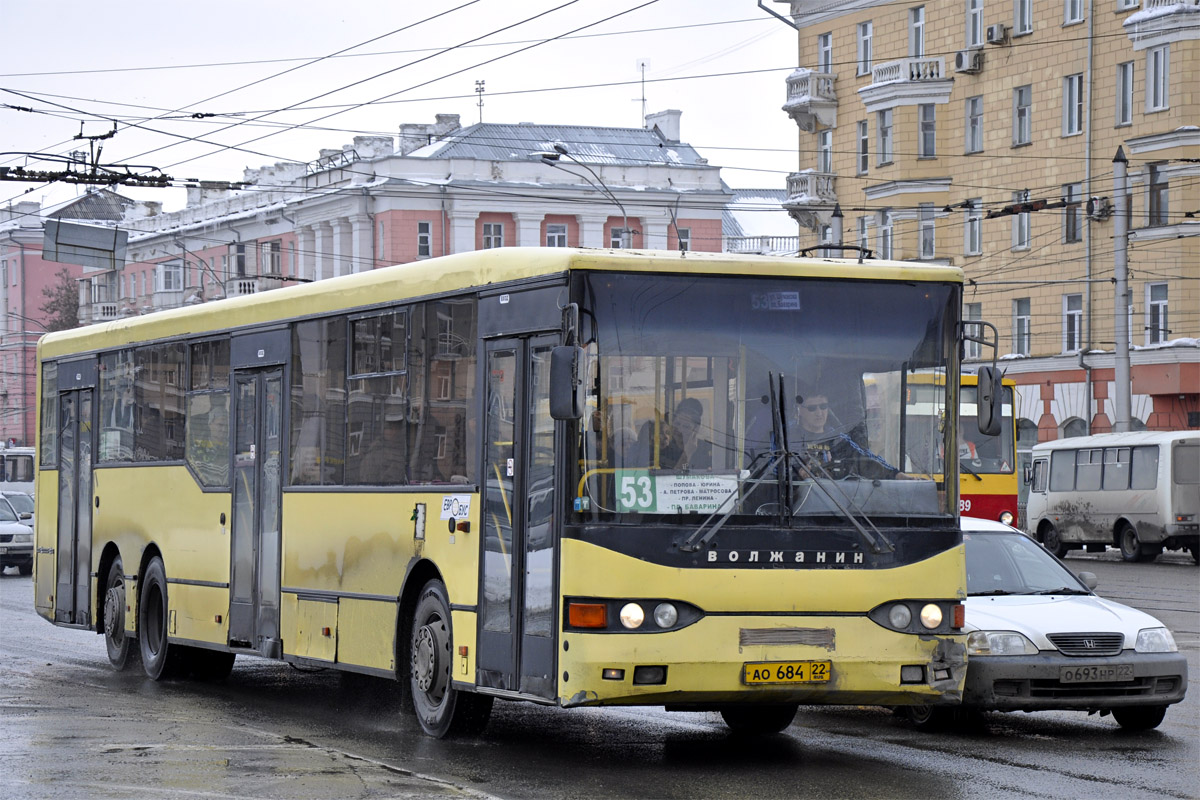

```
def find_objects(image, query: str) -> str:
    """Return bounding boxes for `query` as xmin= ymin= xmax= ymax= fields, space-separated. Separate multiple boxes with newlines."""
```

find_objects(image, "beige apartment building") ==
xmin=773 ymin=0 xmax=1198 ymax=450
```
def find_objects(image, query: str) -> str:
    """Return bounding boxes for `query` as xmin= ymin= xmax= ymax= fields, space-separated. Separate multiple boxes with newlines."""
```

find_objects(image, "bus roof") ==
xmin=1031 ymin=430 xmax=1199 ymax=453
xmin=37 ymin=247 xmax=963 ymax=359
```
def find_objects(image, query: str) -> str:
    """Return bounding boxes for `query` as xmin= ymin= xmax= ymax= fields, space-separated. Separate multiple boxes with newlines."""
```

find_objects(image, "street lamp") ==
xmin=533 ymin=144 xmax=632 ymax=248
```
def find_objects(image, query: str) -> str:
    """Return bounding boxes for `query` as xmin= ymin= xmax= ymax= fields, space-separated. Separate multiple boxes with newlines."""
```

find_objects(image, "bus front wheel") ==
xmin=1041 ymin=523 xmax=1068 ymax=559
xmin=103 ymin=556 xmax=139 ymax=670
xmin=1119 ymin=523 xmax=1147 ymax=563
xmin=409 ymin=579 xmax=493 ymax=738
xmin=719 ymin=703 xmax=798 ymax=735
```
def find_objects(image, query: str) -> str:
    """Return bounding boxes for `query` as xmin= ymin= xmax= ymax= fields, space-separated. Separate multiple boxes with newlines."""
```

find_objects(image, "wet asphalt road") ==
xmin=1 ymin=549 xmax=1196 ymax=800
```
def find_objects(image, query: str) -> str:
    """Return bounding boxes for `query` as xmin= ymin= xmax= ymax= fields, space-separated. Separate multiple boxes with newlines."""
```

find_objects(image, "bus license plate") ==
xmin=1059 ymin=664 xmax=1134 ymax=684
xmin=743 ymin=661 xmax=831 ymax=685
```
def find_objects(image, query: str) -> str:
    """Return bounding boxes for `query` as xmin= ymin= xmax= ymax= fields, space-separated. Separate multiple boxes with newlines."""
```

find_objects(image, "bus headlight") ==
xmin=888 ymin=604 xmax=913 ymax=629
xmin=999 ymin=511 xmax=1014 ymax=526
xmin=653 ymin=603 xmax=678 ymax=629
xmin=919 ymin=603 xmax=943 ymax=629
xmin=619 ymin=603 xmax=645 ymax=629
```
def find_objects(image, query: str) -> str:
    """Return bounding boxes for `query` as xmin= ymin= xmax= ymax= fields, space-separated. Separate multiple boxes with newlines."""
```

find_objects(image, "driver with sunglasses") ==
xmin=793 ymin=385 xmax=901 ymax=480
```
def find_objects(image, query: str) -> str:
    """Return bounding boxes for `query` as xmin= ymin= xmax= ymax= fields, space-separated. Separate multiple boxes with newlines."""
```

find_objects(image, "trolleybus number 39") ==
xmin=743 ymin=660 xmax=832 ymax=685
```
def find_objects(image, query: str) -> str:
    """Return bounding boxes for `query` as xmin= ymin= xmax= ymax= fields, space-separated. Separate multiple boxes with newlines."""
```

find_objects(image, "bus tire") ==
xmin=1118 ymin=523 xmax=1146 ymax=563
xmin=409 ymin=579 xmax=493 ymax=738
xmin=138 ymin=557 xmax=185 ymax=680
xmin=719 ymin=703 xmax=798 ymax=735
xmin=1112 ymin=705 xmax=1167 ymax=731
xmin=1041 ymin=523 xmax=1068 ymax=559
xmin=103 ymin=556 xmax=139 ymax=671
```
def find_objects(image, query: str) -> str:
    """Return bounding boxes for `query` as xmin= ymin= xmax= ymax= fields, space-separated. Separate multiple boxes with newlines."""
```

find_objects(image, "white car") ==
xmin=906 ymin=517 xmax=1187 ymax=731
xmin=0 ymin=495 xmax=34 ymax=576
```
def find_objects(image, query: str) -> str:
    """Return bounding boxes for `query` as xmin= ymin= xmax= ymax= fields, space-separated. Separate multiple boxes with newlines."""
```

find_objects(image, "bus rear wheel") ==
xmin=1041 ymin=523 xmax=1068 ymax=559
xmin=138 ymin=557 xmax=185 ymax=680
xmin=103 ymin=556 xmax=139 ymax=670
xmin=409 ymin=579 xmax=493 ymax=738
xmin=719 ymin=703 xmax=798 ymax=735
xmin=1119 ymin=523 xmax=1147 ymax=563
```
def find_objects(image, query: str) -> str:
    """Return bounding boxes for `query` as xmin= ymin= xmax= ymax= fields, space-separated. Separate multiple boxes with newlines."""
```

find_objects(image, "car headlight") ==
xmin=1135 ymin=627 xmax=1177 ymax=653
xmin=967 ymin=631 xmax=1038 ymax=656
xmin=14 ymin=533 xmax=32 ymax=544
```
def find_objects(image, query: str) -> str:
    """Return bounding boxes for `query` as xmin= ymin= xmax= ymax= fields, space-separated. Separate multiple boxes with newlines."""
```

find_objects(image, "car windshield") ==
xmin=965 ymin=531 xmax=1089 ymax=595
xmin=570 ymin=271 xmax=959 ymax=525
xmin=0 ymin=500 xmax=17 ymax=523
xmin=4 ymin=493 xmax=33 ymax=514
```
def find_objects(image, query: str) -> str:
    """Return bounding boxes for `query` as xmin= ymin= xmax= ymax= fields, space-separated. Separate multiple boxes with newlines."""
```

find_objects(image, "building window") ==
xmin=1116 ymin=62 xmax=1134 ymax=126
xmin=610 ymin=227 xmax=631 ymax=249
xmin=417 ymin=221 xmax=432 ymax=257
xmin=676 ymin=227 xmax=691 ymax=251
xmin=1117 ymin=0 xmax=1139 ymax=9
xmin=1012 ymin=191 xmax=1030 ymax=250
xmin=965 ymin=303 xmax=982 ymax=359
xmin=262 ymin=240 xmax=282 ymax=275
xmin=819 ymin=224 xmax=833 ymax=258
xmin=919 ymin=204 xmax=936 ymax=260
xmin=918 ymin=104 xmax=936 ymax=157
xmin=482 ymin=222 xmax=503 ymax=249
xmin=818 ymin=129 xmax=832 ymax=173
xmin=877 ymin=109 xmax=893 ymax=165
xmin=967 ymin=0 xmax=984 ymax=47
xmin=855 ymin=24 xmax=871 ymax=74
xmin=1146 ymin=283 xmax=1168 ymax=344
xmin=1148 ymin=163 xmax=1169 ymax=227
xmin=1147 ymin=45 xmax=1169 ymax=112
xmin=818 ymin=32 xmax=833 ymax=73
xmin=1013 ymin=85 xmax=1031 ymax=145
xmin=378 ymin=221 xmax=386 ymax=260
xmin=965 ymin=96 xmax=983 ymax=153
xmin=857 ymin=120 xmax=869 ymax=174
xmin=1015 ymin=0 xmax=1032 ymax=35
xmin=1064 ymin=0 xmax=1083 ymax=24
xmin=1063 ymin=293 xmax=1083 ymax=352
xmin=878 ymin=209 xmax=893 ymax=259
xmin=1063 ymin=182 xmax=1082 ymax=243
xmin=857 ymin=216 xmax=870 ymax=253
xmin=1063 ymin=73 xmax=1084 ymax=135
xmin=965 ymin=200 xmax=982 ymax=256
xmin=1013 ymin=297 xmax=1031 ymax=355
xmin=156 ymin=261 xmax=183 ymax=292
xmin=232 ymin=243 xmax=247 ymax=277
xmin=909 ymin=7 xmax=925 ymax=57
xmin=546 ymin=223 xmax=567 ymax=247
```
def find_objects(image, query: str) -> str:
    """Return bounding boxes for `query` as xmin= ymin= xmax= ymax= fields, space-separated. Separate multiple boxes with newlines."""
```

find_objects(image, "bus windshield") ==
xmin=572 ymin=272 xmax=958 ymax=523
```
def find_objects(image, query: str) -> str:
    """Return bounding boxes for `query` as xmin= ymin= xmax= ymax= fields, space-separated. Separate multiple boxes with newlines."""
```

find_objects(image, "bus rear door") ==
xmin=52 ymin=359 xmax=97 ymax=627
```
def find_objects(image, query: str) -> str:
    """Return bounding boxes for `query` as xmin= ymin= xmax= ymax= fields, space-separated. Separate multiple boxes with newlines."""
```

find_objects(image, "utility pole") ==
xmin=475 ymin=80 xmax=485 ymax=125
xmin=1112 ymin=147 xmax=1132 ymax=432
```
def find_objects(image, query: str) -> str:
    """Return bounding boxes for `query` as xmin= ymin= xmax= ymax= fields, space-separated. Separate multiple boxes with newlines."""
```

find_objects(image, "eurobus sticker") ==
xmin=440 ymin=495 xmax=472 ymax=520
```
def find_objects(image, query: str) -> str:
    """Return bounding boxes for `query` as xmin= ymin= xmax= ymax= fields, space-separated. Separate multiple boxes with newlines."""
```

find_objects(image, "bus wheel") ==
xmin=138 ymin=558 xmax=184 ymax=680
xmin=1191 ymin=547 xmax=1199 ymax=565
xmin=719 ymin=704 xmax=798 ymax=735
xmin=409 ymin=580 xmax=493 ymax=738
xmin=1118 ymin=523 xmax=1146 ymax=563
xmin=103 ymin=556 xmax=139 ymax=670
xmin=1041 ymin=523 xmax=1068 ymax=559
xmin=1112 ymin=705 xmax=1167 ymax=731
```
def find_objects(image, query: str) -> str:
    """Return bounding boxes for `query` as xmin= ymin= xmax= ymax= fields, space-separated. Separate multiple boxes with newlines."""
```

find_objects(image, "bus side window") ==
xmin=1049 ymin=450 xmax=1075 ymax=492
xmin=1031 ymin=459 xmax=1048 ymax=493
xmin=1131 ymin=446 xmax=1159 ymax=490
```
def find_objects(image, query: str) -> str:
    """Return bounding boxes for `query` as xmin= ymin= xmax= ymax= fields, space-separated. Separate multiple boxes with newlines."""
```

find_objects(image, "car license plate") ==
xmin=1059 ymin=664 xmax=1135 ymax=683
xmin=0 ymin=547 xmax=6 ymax=554
xmin=743 ymin=660 xmax=831 ymax=685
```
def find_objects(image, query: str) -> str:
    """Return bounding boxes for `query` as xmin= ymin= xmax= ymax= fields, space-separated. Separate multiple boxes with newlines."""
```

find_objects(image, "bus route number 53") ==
xmin=616 ymin=470 xmax=657 ymax=513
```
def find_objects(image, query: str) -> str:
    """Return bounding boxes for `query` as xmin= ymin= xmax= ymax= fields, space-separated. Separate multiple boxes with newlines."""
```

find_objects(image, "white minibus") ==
xmin=1025 ymin=431 xmax=1198 ymax=563
xmin=1 ymin=446 xmax=35 ymax=497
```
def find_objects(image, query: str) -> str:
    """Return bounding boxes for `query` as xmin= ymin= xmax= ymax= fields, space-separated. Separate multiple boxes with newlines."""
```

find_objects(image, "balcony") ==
xmin=782 ymin=68 xmax=837 ymax=132
xmin=227 ymin=278 xmax=261 ymax=297
xmin=783 ymin=170 xmax=837 ymax=231
xmin=725 ymin=235 xmax=800 ymax=256
xmin=857 ymin=57 xmax=953 ymax=113
xmin=79 ymin=302 xmax=121 ymax=324
xmin=1124 ymin=0 xmax=1199 ymax=49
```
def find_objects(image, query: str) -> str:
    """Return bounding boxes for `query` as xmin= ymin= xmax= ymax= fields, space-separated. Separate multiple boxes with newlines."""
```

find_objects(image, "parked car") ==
xmin=2 ymin=490 xmax=34 ymax=528
xmin=904 ymin=517 xmax=1187 ymax=731
xmin=0 ymin=495 xmax=34 ymax=576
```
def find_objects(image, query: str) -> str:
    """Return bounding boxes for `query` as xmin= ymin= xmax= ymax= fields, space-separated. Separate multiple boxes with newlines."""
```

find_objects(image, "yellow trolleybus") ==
xmin=34 ymin=247 xmax=997 ymax=737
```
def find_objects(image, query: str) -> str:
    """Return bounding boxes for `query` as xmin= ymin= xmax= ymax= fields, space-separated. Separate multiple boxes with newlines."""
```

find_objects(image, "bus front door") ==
xmin=228 ymin=368 xmax=284 ymax=657
xmin=478 ymin=336 xmax=557 ymax=699
xmin=54 ymin=389 xmax=94 ymax=626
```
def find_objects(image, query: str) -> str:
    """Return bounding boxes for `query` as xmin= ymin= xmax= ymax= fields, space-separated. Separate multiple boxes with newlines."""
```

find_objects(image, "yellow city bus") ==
xmin=34 ymin=247 xmax=992 ymax=737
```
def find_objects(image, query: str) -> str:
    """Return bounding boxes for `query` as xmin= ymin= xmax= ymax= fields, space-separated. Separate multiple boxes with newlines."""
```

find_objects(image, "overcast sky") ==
xmin=1 ymin=0 xmax=799 ymax=212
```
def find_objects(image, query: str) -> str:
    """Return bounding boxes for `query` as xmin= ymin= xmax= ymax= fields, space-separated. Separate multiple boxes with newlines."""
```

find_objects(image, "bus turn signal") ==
xmin=568 ymin=602 xmax=608 ymax=628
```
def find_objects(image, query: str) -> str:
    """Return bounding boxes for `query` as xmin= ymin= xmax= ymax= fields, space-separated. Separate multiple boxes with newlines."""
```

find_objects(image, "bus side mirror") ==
xmin=1022 ymin=464 xmax=1032 ymax=485
xmin=976 ymin=365 xmax=1003 ymax=436
xmin=549 ymin=346 xmax=586 ymax=420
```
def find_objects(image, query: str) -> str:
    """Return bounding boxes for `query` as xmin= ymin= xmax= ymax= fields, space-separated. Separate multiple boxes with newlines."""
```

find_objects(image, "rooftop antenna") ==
xmin=475 ymin=79 xmax=485 ymax=124
xmin=635 ymin=59 xmax=650 ymax=126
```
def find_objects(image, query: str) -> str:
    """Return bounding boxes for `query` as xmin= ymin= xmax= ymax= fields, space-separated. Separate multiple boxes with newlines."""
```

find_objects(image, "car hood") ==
xmin=0 ymin=521 xmax=33 ymax=536
xmin=965 ymin=594 xmax=1165 ymax=650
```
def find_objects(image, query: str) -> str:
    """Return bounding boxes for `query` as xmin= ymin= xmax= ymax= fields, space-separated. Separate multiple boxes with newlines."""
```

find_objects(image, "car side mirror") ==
xmin=975 ymin=365 xmax=1003 ymax=436
xmin=549 ymin=345 xmax=586 ymax=420
xmin=1076 ymin=571 xmax=1098 ymax=591
xmin=19 ymin=512 xmax=32 ymax=520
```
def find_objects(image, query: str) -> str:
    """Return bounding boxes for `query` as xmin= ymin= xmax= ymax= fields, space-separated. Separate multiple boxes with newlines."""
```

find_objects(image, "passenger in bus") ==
xmin=657 ymin=397 xmax=712 ymax=471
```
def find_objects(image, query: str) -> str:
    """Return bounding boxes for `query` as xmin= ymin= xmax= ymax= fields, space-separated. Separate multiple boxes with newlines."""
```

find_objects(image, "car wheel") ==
xmin=1191 ymin=547 xmax=1199 ymax=566
xmin=1118 ymin=523 xmax=1146 ymax=563
xmin=18 ymin=561 xmax=33 ymax=576
xmin=1112 ymin=705 xmax=1167 ymax=731
xmin=1041 ymin=523 xmax=1068 ymax=559
xmin=409 ymin=579 xmax=493 ymax=738
xmin=138 ymin=557 xmax=184 ymax=680
xmin=720 ymin=704 xmax=798 ymax=735
xmin=103 ymin=556 xmax=139 ymax=670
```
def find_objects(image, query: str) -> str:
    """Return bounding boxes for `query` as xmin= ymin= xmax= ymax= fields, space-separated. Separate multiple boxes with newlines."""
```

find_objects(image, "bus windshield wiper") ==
xmin=960 ymin=458 xmax=983 ymax=481
xmin=679 ymin=450 xmax=783 ymax=553
xmin=788 ymin=450 xmax=894 ymax=555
